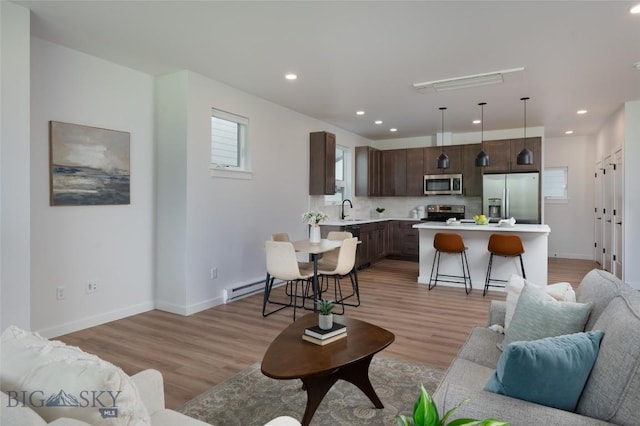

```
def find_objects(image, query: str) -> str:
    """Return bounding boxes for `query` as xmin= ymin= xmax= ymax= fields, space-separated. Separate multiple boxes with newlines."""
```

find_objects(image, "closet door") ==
xmin=594 ymin=161 xmax=603 ymax=266
xmin=613 ymin=149 xmax=624 ymax=279
xmin=602 ymin=155 xmax=613 ymax=272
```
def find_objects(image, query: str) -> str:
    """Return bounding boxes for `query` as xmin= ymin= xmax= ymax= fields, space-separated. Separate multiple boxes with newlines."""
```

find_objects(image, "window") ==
xmin=544 ymin=167 xmax=568 ymax=202
xmin=211 ymin=108 xmax=251 ymax=179
xmin=325 ymin=145 xmax=352 ymax=204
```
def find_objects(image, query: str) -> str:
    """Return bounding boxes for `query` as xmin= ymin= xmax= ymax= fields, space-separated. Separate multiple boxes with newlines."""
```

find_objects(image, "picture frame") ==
xmin=49 ymin=121 xmax=130 ymax=206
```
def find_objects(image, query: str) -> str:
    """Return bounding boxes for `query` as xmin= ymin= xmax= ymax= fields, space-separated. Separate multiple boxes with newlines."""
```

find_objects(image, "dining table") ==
xmin=291 ymin=238 xmax=342 ymax=312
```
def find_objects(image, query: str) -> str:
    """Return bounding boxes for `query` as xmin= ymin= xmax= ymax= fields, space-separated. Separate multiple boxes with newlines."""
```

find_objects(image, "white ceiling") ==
xmin=14 ymin=0 xmax=640 ymax=141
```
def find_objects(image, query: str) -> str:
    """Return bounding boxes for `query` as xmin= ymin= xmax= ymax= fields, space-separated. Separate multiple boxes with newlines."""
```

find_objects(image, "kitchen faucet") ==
xmin=341 ymin=199 xmax=353 ymax=220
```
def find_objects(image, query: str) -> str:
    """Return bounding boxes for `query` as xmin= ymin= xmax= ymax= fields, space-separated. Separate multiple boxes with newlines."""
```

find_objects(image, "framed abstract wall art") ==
xmin=49 ymin=121 xmax=130 ymax=206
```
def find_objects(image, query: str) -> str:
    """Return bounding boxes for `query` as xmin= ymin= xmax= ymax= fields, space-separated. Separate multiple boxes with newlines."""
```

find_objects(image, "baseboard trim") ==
xmin=155 ymin=296 xmax=225 ymax=316
xmin=37 ymin=301 xmax=155 ymax=339
xmin=549 ymin=254 xmax=594 ymax=260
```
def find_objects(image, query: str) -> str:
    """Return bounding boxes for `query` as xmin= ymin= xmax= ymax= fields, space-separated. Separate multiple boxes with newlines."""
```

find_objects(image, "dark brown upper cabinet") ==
xmin=355 ymin=146 xmax=381 ymax=196
xmin=405 ymin=148 xmax=425 ymax=196
xmin=381 ymin=149 xmax=407 ymax=196
xmin=482 ymin=137 xmax=541 ymax=173
xmin=461 ymin=144 xmax=483 ymax=196
xmin=309 ymin=131 xmax=336 ymax=195
xmin=424 ymin=145 xmax=463 ymax=175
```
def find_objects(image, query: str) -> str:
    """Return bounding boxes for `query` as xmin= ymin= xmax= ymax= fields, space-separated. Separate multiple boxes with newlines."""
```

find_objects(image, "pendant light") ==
xmin=516 ymin=97 xmax=533 ymax=165
xmin=436 ymin=107 xmax=450 ymax=169
xmin=475 ymin=102 xmax=489 ymax=167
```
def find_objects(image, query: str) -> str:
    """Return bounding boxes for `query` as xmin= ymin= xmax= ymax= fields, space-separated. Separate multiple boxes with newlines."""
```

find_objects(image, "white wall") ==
xmin=544 ymin=135 xmax=595 ymax=259
xmin=156 ymin=70 xmax=370 ymax=315
xmin=1 ymin=1 xmax=31 ymax=331
xmin=30 ymin=38 xmax=156 ymax=337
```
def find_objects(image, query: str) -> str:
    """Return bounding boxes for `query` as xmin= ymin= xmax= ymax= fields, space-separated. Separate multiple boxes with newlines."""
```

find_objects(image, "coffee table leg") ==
xmin=337 ymin=355 xmax=384 ymax=408
xmin=300 ymin=375 xmax=339 ymax=426
xmin=298 ymin=355 xmax=383 ymax=425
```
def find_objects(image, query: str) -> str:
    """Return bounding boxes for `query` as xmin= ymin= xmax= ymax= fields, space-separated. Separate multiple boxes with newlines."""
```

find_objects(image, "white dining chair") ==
xmin=317 ymin=231 xmax=353 ymax=270
xmin=263 ymin=241 xmax=314 ymax=320
xmin=317 ymin=237 xmax=360 ymax=314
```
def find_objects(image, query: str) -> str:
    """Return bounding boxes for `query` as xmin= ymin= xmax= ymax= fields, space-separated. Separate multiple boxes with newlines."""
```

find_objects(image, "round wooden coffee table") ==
xmin=261 ymin=314 xmax=395 ymax=426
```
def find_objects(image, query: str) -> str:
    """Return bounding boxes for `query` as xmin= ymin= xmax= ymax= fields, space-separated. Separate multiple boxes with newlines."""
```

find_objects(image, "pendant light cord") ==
xmin=439 ymin=107 xmax=446 ymax=152
xmin=521 ymin=97 xmax=529 ymax=145
xmin=479 ymin=102 xmax=486 ymax=149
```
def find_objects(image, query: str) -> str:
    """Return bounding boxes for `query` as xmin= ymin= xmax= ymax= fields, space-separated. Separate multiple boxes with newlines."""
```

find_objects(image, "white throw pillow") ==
xmin=1 ymin=326 xmax=150 ymax=425
xmin=503 ymin=275 xmax=575 ymax=331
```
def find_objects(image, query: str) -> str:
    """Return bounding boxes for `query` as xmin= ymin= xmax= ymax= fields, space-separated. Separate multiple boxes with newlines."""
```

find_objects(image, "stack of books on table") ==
xmin=302 ymin=322 xmax=347 ymax=346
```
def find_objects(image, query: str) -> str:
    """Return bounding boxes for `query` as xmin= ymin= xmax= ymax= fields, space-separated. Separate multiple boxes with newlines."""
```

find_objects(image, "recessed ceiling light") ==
xmin=356 ymin=111 xmax=365 ymax=116
xmin=473 ymin=120 xmax=481 ymax=124
xmin=630 ymin=4 xmax=640 ymax=14
xmin=577 ymin=109 xmax=587 ymax=115
xmin=390 ymin=128 xmax=398 ymax=132
xmin=285 ymin=73 xmax=297 ymax=80
xmin=375 ymin=120 xmax=383 ymax=125
xmin=565 ymin=130 xmax=574 ymax=135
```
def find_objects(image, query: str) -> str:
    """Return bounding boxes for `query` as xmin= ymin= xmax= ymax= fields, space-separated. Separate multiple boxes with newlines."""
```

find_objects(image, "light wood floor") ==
xmin=58 ymin=257 xmax=598 ymax=409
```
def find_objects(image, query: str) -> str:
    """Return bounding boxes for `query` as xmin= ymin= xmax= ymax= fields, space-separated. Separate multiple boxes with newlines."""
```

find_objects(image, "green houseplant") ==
xmin=395 ymin=385 xmax=509 ymax=426
xmin=317 ymin=299 xmax=335 ymax=330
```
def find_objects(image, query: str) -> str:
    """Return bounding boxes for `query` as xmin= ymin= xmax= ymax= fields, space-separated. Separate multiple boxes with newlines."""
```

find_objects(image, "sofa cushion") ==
xmin=575 ymin=269 xmax=623 ymax=330
xmin=504 ymin=275 xmax=575 ymax=330
xmin=500 ymin=282 xmax=592 ymax=350
xmin=575 ymin=290 xmax=640 ymax=425
xmin=434 ymin=383 xmax=612 ymax=426
xmin=0 ymin=326 xmax=150 ymax=425
xmin=456 ymin=327 xmax=503 ymax=369
xmin=485 ymin=331 xmax=604 ymax=411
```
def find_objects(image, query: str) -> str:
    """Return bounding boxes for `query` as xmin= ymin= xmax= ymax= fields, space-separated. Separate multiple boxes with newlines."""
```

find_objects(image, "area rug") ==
xmin=177 ymin=355 xmax=446 ymax=426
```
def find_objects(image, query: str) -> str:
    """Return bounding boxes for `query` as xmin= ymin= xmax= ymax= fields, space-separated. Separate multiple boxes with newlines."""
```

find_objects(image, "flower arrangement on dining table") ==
xmin=302 ymin=210 xmax=329 ymax=226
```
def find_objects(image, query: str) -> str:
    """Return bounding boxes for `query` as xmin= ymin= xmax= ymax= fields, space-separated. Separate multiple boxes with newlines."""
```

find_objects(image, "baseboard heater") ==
xmin=224 ymin=278 xmax=281 ymax=303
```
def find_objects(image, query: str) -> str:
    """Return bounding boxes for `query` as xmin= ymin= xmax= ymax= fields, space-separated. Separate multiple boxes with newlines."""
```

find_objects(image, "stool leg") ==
xmin=483 ymin=253 xmax=494 ymax=297
xmin=429 ymin=250 xmax=440 ymax=290
xmin=519 ymin=254 xmax=526 ymax=279
xmin=462 ymin=251 xmax=472 ymax=295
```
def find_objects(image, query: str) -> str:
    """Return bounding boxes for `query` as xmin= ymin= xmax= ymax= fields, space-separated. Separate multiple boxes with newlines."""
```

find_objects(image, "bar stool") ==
xmin=429 ymin=233 xmax=472 ymax=294
xmin=483 ymin=234 xmax=526 ymax=296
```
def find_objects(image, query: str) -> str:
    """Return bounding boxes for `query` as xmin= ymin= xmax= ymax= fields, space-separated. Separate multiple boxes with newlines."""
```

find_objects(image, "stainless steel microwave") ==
xmin=424 ymin=174 xmax=463 ymax=195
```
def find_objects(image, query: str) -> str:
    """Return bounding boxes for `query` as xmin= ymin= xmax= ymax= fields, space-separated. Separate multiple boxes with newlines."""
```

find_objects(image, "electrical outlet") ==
xmin=86 ymin=282 xmax=98 ymax=293
xmin=210 ymin=267 xmax=218 ymax=280
xmin=56 ymin=286 xmax=65 ymax=300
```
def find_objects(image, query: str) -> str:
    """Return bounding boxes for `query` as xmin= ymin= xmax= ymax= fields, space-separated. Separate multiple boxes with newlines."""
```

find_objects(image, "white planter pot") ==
xmin=319 ymin=313 xmax=333 ymax=330
xmin=309 ymin=225 xmax=321 ymax=244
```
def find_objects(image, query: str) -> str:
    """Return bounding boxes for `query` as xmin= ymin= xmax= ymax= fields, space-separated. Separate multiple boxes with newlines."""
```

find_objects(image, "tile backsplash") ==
xmin=309 ymin=196 xmax=482 ymax=220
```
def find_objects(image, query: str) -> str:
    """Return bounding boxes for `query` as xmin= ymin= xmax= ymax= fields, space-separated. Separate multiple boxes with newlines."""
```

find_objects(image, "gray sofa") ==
xmin=433 ymin=269 xmax=640 ymax=425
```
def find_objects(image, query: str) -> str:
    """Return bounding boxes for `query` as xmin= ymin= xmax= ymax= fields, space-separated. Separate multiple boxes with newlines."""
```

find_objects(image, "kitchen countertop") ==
xmin=321 ymin=217 xmax=421 ymax=226
xmin=414 ymin=221 xmax=550 ymax=234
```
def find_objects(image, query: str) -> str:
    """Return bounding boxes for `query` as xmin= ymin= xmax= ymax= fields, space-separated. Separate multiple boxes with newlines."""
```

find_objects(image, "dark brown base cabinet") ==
xmin=389 ymin=220 xmax=420 ymax=262
xmin=321 ymin=220 xmax=418 ymax=269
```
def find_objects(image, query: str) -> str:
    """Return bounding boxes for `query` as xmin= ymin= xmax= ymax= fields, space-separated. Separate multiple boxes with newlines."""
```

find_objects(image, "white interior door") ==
xmin=594 ymin=161 xmax=603 ymax=266
xmin=602 ymin=155 xmax=613 ymax=272
xmin=613 ymin=149 xmax=624 ymax=279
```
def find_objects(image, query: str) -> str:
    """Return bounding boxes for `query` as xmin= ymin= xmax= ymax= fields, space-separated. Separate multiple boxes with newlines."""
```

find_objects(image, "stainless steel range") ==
xmin=423 ymin=204 xmax=465 ymax=222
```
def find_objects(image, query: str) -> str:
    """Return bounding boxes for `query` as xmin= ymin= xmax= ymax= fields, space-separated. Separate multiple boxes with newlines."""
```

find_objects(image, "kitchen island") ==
xmin=414 ymin=222 xmax=551 ymax=291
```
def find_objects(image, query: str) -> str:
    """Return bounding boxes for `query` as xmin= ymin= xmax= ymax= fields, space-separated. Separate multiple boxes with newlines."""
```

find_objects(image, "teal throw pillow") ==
xmin=485 ymin=330 xmax=604 ymax=411
xmin=499 ymin=282 xmax=593 ymax=351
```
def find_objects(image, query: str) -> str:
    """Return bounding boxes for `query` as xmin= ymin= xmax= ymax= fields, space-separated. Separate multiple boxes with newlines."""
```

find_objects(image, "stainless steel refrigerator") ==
xmin=482 ymin=173 xmax=540 ymax=224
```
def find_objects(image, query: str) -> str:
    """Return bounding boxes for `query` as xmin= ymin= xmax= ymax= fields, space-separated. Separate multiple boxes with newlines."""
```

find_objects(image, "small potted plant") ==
xmin=317 ymin=299 xmax=335 ymax=330
xmin=376 ymin=207 xmax=386 ymax=218
xmin=395 ymin=384 xmax=509 ymax=426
